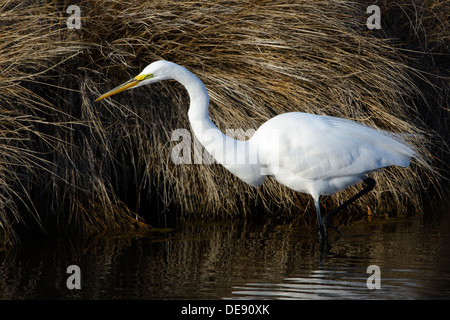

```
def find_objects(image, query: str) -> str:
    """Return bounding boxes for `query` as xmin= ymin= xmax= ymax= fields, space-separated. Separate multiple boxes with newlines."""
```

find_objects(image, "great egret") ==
xmin=96 ymin=60 xmax=415 ymax=241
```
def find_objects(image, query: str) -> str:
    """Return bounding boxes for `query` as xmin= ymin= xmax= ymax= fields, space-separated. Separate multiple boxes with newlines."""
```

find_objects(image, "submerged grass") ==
xmin=0 ymin=0 xmax=448 ymax=243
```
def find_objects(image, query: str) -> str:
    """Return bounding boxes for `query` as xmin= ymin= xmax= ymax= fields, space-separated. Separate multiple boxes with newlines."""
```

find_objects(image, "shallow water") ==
xmin=1 ymin=210 xmax=449 ymax=300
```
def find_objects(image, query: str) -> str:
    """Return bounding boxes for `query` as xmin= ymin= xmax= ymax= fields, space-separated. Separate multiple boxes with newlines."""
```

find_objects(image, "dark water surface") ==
xmin=1 ymin=209 xmax=449 ymax=300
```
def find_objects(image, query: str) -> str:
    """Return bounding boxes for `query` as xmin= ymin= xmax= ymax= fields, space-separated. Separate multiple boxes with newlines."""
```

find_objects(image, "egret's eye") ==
xmin=135 ymin=73 xmax=154 ymax=81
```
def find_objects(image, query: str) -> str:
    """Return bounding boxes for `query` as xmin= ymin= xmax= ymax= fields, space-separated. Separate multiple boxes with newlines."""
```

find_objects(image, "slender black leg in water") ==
xmin=314 ymin=198 xmax=327 ymax=242
xmin=324 ymin=177 xmax=376 ymax=237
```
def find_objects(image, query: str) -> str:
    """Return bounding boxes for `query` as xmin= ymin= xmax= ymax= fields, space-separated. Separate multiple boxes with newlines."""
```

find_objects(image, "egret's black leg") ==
xmin=324 ymin=177 xmax=376 ymax=234
xmin=314 ymin=198 xmax=327 ymax=242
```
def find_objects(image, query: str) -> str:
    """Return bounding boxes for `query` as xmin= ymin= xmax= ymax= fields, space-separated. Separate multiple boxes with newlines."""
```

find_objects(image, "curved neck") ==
xmin=171 ymin=64 xmax=264 ymax=187
xmin=174 ymin=66 xmax=232 ymax=163
xmin=181 ymin=69 xmax=214 ymax=133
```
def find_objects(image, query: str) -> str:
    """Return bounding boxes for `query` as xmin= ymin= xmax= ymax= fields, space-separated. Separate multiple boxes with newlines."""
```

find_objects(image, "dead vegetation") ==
xmin=0 ymin=0 xmax=448 ymax=243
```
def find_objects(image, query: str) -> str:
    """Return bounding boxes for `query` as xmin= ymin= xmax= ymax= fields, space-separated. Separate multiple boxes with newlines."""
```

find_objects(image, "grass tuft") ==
xmin=1 ymin=0 xmax=448 ymax=243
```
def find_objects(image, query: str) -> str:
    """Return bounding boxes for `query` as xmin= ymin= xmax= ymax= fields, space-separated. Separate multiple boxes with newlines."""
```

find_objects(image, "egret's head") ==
xmin=95 ymin=60 xmax=175 ymax=101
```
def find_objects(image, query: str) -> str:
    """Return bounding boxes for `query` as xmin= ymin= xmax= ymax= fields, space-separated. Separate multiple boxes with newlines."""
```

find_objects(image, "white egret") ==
xmin=96 ymin=60 xmax=415 ymax=241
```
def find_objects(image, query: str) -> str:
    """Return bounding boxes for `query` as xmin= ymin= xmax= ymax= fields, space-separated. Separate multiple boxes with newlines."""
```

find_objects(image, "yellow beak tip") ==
xmin=94 ymin=95 xmax=107 ymax=102
xmin=95 ymin=78 xmax=140 ymax=102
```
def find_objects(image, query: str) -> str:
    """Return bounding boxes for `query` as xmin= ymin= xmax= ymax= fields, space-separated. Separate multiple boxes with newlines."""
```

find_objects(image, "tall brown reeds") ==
xmin=0 ymin=0 xmax=448 ymax=243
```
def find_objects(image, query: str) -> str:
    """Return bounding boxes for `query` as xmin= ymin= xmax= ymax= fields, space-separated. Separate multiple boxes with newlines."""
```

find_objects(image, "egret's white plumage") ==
xmin=252 ymin=112 xmax=414 ymax=195
xmin=96 ymin=60 xmax=415 ymax=240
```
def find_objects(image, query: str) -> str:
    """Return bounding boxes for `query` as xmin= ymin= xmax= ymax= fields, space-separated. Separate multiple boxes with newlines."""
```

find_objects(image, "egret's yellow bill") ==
xmin=95 ymin=78 xmax=140 ymax=101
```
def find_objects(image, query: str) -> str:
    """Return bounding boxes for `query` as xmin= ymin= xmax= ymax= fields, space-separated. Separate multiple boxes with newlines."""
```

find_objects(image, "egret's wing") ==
xmin=253 ymin=113 xmax=414 ymax=180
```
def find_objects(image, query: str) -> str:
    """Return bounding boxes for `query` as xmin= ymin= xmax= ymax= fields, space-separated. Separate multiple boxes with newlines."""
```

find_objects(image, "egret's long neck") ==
xmin=174 ymin=66 xmax=236 ymax=164
xmin=181 ymin=69 xmax=216 ymax=135
xmin=171 ymin=64 xmax=264 ymax=187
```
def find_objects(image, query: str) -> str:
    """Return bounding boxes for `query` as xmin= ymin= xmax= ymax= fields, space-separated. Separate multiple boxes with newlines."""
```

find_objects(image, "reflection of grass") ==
xmin=1 ymin=216 xmax=444 ymax=299
xmin=0 ymin=0 xmax=448 ymax=243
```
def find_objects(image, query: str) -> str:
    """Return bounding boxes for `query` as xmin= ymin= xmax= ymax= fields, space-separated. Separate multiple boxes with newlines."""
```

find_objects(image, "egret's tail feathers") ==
xmin=378 ymin=131 xmax=420 ymax=169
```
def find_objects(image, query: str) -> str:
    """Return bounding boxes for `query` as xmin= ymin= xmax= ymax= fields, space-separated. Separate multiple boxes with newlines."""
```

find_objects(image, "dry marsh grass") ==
xmin=0 ymin=0 xmax=448 ymax=243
